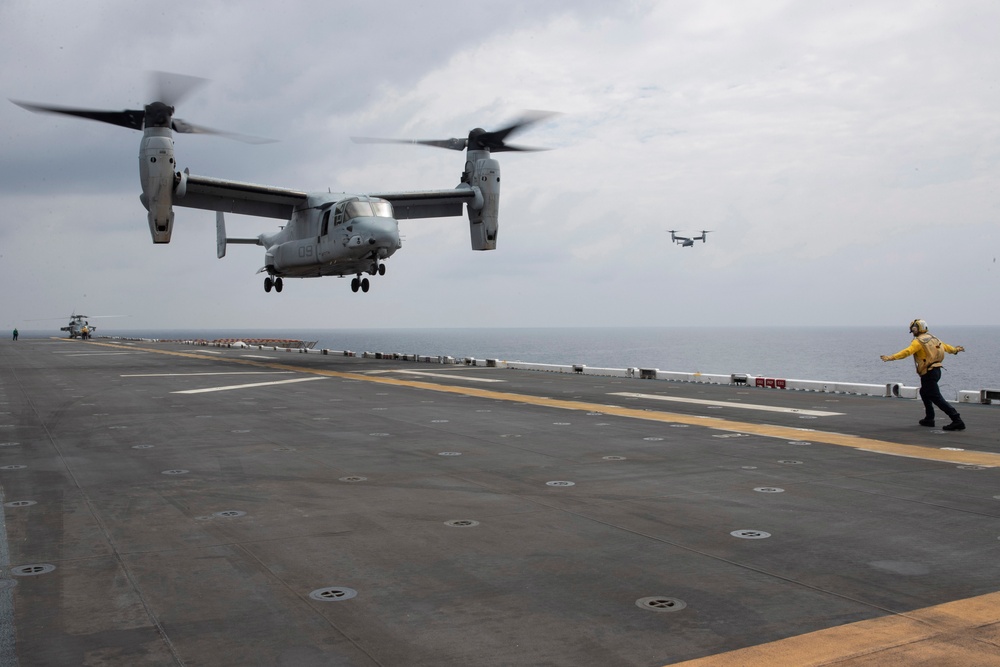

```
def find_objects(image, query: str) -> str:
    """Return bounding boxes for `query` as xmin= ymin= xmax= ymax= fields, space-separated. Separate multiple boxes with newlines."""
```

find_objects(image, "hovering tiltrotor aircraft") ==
xmin=668 ymin=230 xmax=711 ymax=247
xmin=14 ymin=73 xmax=553 ymax=294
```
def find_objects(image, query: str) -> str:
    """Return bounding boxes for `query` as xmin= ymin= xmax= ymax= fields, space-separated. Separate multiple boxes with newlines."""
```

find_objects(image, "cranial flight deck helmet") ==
xmin=909 ymin=319 xmax=928 ymax=335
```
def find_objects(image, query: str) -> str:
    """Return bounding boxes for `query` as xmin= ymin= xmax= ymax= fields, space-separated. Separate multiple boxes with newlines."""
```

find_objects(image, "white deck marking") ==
xmin=241 ymin=355 xmax=276 ymax=359
xmin=172 ymin=376 xmax=328 ymax=394
xmin=122 ymin=372 xmax=293 ymax=378
xmin=53 ymin=351 xmax=146 ymax=357
xmin=387 ymin=370 xmax=506 ymax=383
xmin=608 ymin=392 xmax=844 ymax=416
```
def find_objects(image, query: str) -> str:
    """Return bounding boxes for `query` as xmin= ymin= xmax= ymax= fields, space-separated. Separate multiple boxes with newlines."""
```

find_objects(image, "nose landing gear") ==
xmin=351 ymin=263 xmax=384 ymax=292
xmin=264 ymin=276 xmax=283 ymax=293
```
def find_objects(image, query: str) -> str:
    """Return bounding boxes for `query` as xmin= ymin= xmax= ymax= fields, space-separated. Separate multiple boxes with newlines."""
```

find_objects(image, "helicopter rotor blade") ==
xmin=351 ymin=136 xmax=468 ymax=151
xmin=150 ymin=70 xmax=206 ymax=107
xmin=171 ymin=117 xmax=276 ymax=144
xmin=11 ymin=100 xmax=145 ymax=131
xmin=14 ymin=71 xmax=275 ymax=143
xmin=471 ymin=110 xmax=558 ymax=152
xmin=352 ymin=110 xmax=558 ymax=153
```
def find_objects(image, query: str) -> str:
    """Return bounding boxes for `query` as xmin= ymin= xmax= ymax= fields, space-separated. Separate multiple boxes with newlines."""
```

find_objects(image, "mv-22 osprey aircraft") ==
xmin=667 ymin=230 xmax=711 ymax=247
xmin=14 ymin=73 xmax=552 ymax=294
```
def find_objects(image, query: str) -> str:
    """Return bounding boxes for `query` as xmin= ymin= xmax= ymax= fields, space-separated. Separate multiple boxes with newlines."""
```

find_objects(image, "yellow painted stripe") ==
xmin=90 ymin=341 xmax=1000 ymax=467
xmin=665 ymin=590 xmax=1000 ymax=666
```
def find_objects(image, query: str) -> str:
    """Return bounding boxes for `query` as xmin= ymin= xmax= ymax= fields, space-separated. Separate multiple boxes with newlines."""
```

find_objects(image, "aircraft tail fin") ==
xmin=216 ymin=211 xmax=227 ymax=258
xmin=216 ymin=211 xmax=261 ymax=259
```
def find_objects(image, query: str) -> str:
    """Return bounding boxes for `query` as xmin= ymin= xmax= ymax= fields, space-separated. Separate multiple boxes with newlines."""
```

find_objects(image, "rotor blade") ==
xmin=488 ymin=143 xmax=549 ymax=153
xmin=172 ymin=118 xmax=276 ymax=144
xmin=12 ymin=100 xmax=145 ymax=131
xmin=473 ymin=110 xmax=559 ymax=151
xmin=351 ymin=136 xmax=468 ymax=151
xmin=151 ymin=71 xmax=207 ymax=107
xmin=353 ymin=110 xmax=557 ymax=152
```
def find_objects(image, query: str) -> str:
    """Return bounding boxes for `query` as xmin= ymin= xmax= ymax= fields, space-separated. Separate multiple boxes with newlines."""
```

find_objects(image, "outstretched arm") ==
xmin=881 ymin=339 xmax=921 ymax=362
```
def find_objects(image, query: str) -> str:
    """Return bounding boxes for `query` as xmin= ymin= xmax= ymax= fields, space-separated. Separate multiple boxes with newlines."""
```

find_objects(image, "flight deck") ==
xmin=1 ymin=337 xmax=999 ymax=666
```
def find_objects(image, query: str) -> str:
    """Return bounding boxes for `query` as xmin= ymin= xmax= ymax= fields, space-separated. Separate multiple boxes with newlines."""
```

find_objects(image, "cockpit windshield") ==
xmin=371 ymin=200 xmax=393 ymax=218
xmin=345 ymin=198 xmax=394 ymax=221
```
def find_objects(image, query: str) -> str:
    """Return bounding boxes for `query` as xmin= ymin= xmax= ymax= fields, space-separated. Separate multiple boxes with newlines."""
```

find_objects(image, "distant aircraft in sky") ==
xmin=667 ymin=230 xmax=711 ymax=247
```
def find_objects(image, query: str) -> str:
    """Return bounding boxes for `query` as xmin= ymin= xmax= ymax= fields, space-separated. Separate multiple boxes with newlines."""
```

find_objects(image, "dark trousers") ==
xmin=919 ymin=368 xmax=958 ymax=420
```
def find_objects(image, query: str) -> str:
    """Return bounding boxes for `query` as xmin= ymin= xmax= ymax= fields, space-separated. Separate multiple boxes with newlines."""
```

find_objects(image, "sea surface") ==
xmin=25 ymin=326 xmax=999 ymax=398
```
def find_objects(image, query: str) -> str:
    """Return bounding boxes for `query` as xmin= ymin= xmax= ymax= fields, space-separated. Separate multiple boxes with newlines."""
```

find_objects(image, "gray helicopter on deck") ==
xmin=14 ymin=73 xmax=554 ymax=294
xmin=26 ymin=313 xmax=119 ymax=339
xmin=61 ymin=314 xmax=94 ymax=339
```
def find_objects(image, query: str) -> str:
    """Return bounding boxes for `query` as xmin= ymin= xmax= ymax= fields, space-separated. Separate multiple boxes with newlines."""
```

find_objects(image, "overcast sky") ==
xmin=2 ymin=0 xmax=998 ymax=332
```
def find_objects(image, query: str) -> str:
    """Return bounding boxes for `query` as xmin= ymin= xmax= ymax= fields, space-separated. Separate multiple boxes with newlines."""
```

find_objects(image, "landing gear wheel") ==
xmin=351 ymin=277 xmax=360 ymax=293
xmin=361 ymin=277 xmax=370 ymax=293
xmin=264 ymin=276 xmax=273 ymax=293
xmin=275 ymin=277 xmax=283 ymax=293
xmin=378 ymin=263 xmax=386 ymax=276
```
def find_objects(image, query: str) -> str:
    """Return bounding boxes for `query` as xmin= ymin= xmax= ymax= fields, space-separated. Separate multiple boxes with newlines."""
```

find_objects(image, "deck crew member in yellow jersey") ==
xmin=881 ymin=319 xmax=966 ymax=431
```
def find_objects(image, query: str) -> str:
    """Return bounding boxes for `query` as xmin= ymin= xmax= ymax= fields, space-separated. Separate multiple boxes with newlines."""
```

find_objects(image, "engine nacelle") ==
xmin=138 ymin=129 xmax=176 ymax=243
xmin=465 ymin=156 xmax=500 ymax=250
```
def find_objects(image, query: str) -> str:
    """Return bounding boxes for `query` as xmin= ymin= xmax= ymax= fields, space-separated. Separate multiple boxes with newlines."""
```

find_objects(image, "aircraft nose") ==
xmin=363 ymin=217 xmax=400 ymax=249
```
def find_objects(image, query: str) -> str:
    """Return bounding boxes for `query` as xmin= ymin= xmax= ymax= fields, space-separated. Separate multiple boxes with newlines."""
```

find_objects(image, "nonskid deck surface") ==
xmin=1 ymin=338 xmax=999 ymax=666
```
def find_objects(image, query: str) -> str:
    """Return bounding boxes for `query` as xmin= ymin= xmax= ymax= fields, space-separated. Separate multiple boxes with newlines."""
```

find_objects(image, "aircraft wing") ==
xmin=178 ymin=177 xmax=477 ymax=221
xmin=177 ymin=174 xmax=308 ymax=220
xmin=369 ymin=188 xmax=478 ymax=220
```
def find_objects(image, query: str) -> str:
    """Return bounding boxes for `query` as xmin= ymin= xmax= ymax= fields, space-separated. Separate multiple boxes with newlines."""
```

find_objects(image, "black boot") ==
xmin=918 ymin=418 xmax=935 ymax=427
xmin=943 ymin=414 xmax=966 ymax=431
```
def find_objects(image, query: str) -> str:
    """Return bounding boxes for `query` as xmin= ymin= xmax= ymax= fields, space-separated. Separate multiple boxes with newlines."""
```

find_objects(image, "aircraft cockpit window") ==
xmin=342 ymin=199 xmax=394 ymax=221
xmin=371 ymin=200 xmax=394 ymax=218
xmin=345 ymin=201 xmax=374 ymax=220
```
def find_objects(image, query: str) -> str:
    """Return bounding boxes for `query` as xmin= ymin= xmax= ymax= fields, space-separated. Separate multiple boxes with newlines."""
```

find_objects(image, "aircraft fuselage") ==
xmin=260 ymin=194 xmax=401 ymax=279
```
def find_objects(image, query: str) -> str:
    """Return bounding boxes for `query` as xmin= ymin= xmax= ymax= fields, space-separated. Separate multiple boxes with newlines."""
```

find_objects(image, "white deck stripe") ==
xmin=172 ymin=376 xmax=328 ymax=394
xmin=54 ymin=352 xmax=146 ymax=357
xmin=608 ymin=392 xmax=844 ymax=416
xmin=388 ymin=370 xmax=506 ymax=383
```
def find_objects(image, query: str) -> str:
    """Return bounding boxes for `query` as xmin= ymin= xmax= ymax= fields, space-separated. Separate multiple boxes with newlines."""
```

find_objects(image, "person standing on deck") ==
xmin=881 ymin=319 xmax=966 ymax=431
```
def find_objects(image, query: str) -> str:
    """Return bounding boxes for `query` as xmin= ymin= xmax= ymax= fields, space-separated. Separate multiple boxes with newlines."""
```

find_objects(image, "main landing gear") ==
xmin=264 ymin=276 xmax=283 ymax=293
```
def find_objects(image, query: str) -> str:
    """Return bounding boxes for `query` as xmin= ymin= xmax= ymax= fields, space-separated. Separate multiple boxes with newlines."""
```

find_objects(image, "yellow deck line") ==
xmin=89 ymin=340 xmax=1000 ymax=467
xmin=665 ymin=590 xmax=1000 ymax=666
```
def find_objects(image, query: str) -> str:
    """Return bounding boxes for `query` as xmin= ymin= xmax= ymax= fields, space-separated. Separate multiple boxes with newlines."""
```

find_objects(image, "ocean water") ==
xmin=46 ymin=325 xmax=999 ymax=398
